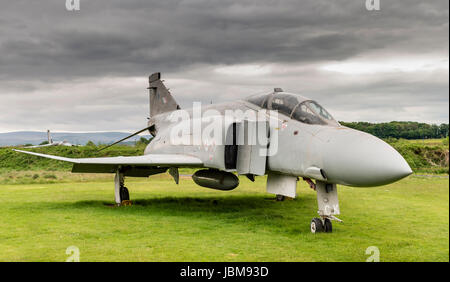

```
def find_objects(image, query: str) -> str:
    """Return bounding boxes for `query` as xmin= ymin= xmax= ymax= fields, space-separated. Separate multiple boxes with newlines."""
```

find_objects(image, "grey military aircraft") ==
xmin=24 ymin=130 xmax=75 ymax=148
xmin=14 ymin=72 xmax=412 ymax=233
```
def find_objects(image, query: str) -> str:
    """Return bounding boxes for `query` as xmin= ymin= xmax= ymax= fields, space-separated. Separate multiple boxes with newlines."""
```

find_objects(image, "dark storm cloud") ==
xmin=0 ymin=0 xmax=447 ymax=79
xmin=0 ymin=0 xmax=448 ymax=132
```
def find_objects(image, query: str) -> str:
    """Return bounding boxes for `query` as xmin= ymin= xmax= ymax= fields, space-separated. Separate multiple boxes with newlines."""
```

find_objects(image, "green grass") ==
xmin=401 ymin=138 xmax=448 ymax=146
xmin=0 ymin=174 xmax=448 ymax=262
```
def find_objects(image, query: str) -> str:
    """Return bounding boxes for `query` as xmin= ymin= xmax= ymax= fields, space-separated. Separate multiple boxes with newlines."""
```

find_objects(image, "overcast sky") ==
xmin=0 ymin=0 xmax=448 ymax=132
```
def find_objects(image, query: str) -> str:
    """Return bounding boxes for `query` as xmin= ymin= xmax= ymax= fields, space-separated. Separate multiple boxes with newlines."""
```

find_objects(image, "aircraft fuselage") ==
xmin=144 ymin=96 xmax=412 ymax=187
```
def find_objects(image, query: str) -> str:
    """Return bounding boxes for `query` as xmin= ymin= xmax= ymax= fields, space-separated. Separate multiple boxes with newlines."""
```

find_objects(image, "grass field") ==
xmin=0 ymin=174 xmax=448 ymax=262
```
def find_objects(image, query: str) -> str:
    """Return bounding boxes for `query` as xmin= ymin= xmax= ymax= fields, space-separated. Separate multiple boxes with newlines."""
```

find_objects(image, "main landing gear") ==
xmin=115 ymin=170 xmax=131 ymax=206
xmin=276 ymin=194 xmax=285 ymax=201
xmin=309 ymin=180 xmax=342 ymax=234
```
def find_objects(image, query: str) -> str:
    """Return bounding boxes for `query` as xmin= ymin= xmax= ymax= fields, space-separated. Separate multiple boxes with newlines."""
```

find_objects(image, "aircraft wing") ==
xmin=13 ymin=149 xmax=203 ymax=175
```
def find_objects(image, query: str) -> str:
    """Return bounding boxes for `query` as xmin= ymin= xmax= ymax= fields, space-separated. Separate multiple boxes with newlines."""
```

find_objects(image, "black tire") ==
xmin=276 ymin=194 xmax=285 ymax=201
xmin=120 ymin=186 xmax=130 ymax=202
xmin=310 ymin=218 xmax=324 ymax=233
xmin=324 ymin=218 xmax=333 ymax=233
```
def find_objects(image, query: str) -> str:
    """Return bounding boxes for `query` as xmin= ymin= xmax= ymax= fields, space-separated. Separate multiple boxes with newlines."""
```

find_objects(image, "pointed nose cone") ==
xmin=321 ymin=129 xmax=412 ymax=187
xmin=367 ymin=143 xmax=413 ymax=186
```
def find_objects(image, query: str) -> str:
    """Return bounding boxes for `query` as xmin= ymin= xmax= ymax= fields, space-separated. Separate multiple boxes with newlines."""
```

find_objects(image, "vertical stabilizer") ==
xmin=148 ymin=72 xmax=180 ymax=117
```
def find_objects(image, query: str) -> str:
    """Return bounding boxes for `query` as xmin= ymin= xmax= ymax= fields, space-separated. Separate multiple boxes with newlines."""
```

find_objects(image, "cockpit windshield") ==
xmin=245 ymin=93 xmax=339 ymax=126
xmin=307 ymin=101 xmax=334 ymax=121
xmin=291 ymin=101 xmax=338 ymax=126
xmin=246 ymin=93 xmax=268 ymax=108
xmin=270 ymin=94 xmax=302 ymax=118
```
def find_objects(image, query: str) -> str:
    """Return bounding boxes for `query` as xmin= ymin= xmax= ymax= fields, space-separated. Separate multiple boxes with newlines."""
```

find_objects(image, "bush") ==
xmin=341 ymin=121 xmax=449 ymax=139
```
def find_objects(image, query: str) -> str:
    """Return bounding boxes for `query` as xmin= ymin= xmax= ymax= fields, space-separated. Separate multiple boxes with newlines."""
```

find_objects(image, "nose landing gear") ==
xmin=323 ymin=218 xmax=332 ymax=232
xmin=310 ymin=218 xmax=324 ymax=233
xmin=310 ymin=181 xmax=341 ymax=233
xmin=310 ymin=217 xmax=335 ymax=233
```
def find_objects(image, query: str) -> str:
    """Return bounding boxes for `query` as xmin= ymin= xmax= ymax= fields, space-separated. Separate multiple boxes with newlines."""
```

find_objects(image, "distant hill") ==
xmin=340 ymin=121 xmax=449 ymax=139
xmin=0 ymin=131 xmax=152 ymax=146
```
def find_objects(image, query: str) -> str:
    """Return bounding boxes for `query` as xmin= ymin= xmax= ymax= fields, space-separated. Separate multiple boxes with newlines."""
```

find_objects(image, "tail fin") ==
xmin=148 ymin=72 xmax=180 ymax=117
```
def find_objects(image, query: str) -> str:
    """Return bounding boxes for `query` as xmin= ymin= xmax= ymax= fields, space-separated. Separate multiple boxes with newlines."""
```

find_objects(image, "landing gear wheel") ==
xmin=120 ymin=186 xmax=130 ymax=202
xmin=276 ymin=194 xmax=285 ymax=201
xmin=324 ymin=218 xmax=332 ymax=233
xmin=310 ymin=218 xmax=324 ymax=233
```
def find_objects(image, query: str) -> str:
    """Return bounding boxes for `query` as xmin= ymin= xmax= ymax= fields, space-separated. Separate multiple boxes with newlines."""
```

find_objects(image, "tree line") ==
xmin=340 ymin=121 xmax=449 ymax=140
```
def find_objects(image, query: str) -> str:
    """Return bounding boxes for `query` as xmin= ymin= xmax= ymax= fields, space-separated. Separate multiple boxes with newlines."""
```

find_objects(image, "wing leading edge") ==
xmin=13 ymin=149 xmax=203 ymax=176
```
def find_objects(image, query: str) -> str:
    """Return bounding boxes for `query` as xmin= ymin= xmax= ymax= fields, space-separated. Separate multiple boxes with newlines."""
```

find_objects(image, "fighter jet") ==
xmin=14 ymin=72 xmax=412 ymax=233
xmin=24 ymin=130 xmax=75 ymax=148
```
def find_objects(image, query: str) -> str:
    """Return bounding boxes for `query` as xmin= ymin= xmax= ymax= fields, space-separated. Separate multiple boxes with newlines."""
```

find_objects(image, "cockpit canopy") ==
xmin=245 ymin=92 xmax=339 ymax=126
